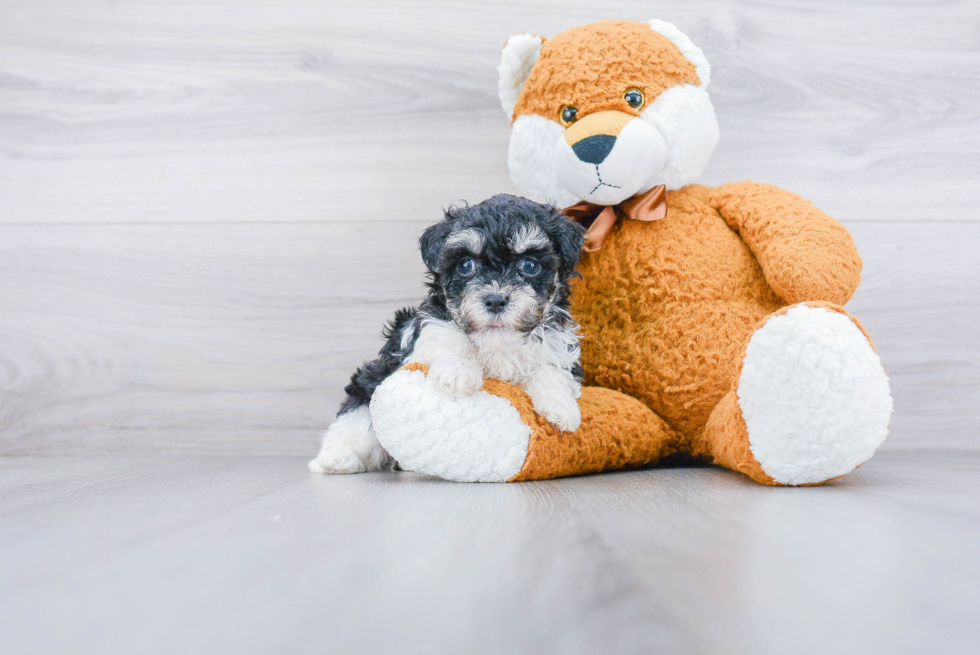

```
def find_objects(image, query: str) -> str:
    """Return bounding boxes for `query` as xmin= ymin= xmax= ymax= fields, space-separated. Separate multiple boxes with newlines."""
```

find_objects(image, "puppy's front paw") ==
xmin=428 ymin=356 xmax=484 ymax=397
xmin=531 ymin=391 xmax=582 ymax=432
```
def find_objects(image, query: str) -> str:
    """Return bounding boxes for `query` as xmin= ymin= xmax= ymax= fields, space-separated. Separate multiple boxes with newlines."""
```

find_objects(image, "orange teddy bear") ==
xmin=369 ymin=19 xmax=892 ymax=485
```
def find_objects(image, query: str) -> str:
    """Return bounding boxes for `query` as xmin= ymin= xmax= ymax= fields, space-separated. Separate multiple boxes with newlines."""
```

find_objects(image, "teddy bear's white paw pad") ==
xmin=737 ymin=305 xmax=893 ymax=485
xmin=369 ymin=368 xmax=532 ymax=482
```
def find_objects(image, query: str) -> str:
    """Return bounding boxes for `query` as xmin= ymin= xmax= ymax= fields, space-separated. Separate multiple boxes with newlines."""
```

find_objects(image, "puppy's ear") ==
xmin=419 ymin=217 xmax=454 ymax=272
xmin=540 ymin=208 xmax=586 ymax=280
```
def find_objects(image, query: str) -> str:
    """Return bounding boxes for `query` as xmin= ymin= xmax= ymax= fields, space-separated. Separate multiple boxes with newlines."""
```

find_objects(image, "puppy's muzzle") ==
xmin=483 ymin=293 xmax=509 ymax=315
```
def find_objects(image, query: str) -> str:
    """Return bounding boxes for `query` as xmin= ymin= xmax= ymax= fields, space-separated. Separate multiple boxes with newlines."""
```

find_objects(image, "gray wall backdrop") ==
xmin=1 ymin=0 xmax=977 ymax=456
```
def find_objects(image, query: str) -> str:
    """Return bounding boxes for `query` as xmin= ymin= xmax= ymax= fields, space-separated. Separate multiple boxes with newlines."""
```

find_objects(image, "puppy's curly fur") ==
xmin=309 ymin=194 xmax=586 ymax=474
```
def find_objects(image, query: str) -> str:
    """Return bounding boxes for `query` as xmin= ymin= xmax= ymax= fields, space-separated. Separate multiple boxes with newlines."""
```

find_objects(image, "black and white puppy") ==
xmin=309 ymin=193 xmax=587 ymax=474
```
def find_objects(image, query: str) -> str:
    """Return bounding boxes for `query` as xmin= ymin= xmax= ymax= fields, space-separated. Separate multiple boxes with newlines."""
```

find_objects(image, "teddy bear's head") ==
xmin=499 ymin=20 xmax=719 ymax=208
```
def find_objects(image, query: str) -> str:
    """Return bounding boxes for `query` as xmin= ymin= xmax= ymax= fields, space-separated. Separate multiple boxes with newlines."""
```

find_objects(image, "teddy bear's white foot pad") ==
xmin=737 ymin=304 xmax=893 ymax=485
xmin=370 ymin=368 xmax=532 ymax=482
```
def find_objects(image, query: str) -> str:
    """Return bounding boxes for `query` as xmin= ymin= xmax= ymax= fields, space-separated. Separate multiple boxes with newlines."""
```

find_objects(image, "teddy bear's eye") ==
xmin=624 ymin=88 xmax=644 ymax=109
xmin=559 ymin=106 xmax=578 ymax=125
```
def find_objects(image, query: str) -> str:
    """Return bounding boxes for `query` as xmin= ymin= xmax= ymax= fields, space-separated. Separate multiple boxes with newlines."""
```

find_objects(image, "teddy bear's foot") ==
xmin=369 ymin=365 xmax=533 ymax=482
xmin=719 ymin=303 xmax=893 ymax=485
xmin=371 ymin=363 xmax=679 ymax=482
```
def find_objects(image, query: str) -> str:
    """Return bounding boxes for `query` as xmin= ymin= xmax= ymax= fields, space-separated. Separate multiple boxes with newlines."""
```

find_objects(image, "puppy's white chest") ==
xmin=471 ymin=332 xmax=541 ymax=384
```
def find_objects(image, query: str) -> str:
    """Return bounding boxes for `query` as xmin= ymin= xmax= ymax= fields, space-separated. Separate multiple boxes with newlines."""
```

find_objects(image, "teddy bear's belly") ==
xmin=570 ymin=204 xmax=784 ymax=438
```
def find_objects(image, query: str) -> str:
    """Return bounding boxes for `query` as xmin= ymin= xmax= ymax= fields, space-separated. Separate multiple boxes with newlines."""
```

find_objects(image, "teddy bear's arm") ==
xmin=707 ymin=181 xmax=862 ymax=305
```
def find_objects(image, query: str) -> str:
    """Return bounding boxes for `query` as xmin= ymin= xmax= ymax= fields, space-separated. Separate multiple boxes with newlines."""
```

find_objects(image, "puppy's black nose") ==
xmin=572 ymin=134 xmax=616 ymax=164
xmin=484 ymin=293 xmax=508 ymax=314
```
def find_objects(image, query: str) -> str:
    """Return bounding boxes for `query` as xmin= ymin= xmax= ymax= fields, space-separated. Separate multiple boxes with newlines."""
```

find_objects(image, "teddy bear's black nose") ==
xmin=572 ymin=134 xmax=617 ymax=164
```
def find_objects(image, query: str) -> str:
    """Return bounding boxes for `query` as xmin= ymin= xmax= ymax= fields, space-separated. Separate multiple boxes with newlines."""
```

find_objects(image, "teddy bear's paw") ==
xmin=737 ymin=304 xmax=893 ymax=485
xmin=427 ymin=356 xmax=484 ymax=397
xmin=530 ymin=390 xmax=582 ymax=432
xmin=369 ymin=367 xmax=532 ymax=482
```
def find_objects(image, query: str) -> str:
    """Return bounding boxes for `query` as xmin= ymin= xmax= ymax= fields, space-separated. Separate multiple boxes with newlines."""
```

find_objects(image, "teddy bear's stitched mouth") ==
xmin=589 ymin=164 xmax=621 ymax=195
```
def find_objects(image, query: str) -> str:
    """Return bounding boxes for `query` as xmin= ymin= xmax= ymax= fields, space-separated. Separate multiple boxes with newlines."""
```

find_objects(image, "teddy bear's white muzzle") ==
xmin=552 ymin=117 xmax=667 ymax=206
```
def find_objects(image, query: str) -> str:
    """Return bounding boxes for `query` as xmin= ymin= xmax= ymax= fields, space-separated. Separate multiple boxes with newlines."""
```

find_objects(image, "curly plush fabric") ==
xmin=368 ymin=19 xmax=893 ymax=486
xmin=368 ymin=185 xmax=892 ymax=485
xmin=708 ymin=182 xmax=862 ymax=305
xmin=512 ymin=20 xmax=700 ymax=124
xmin=572 ymin=184 xmax=785 ymax=440
xmin=698 ymin=301 xmax=887 ymax=485
xmin=481 ymin=383 xmax=677 ymax=481
xmin=371 ymin=364 xmax=676 ymax=482
xmin=372 ymin=293 xmax=891 ymax=486
xmin=372 ymin=364 xmax=532 ymax=482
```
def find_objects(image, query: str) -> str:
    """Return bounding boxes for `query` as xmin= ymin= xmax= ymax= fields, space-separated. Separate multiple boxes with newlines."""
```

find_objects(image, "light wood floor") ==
xmin=2 ymin=451 xmax=978 ymax=654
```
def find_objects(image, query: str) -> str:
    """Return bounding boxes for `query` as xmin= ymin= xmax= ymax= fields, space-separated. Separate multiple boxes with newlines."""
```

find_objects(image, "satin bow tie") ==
xmin=563 ymin=185 xmax=668 ymax=252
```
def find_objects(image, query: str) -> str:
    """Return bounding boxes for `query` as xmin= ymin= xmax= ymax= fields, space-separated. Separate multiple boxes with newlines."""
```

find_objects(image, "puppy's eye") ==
xmin=518 ymin=259 xmax=541 ymax=277
xmin=559 ymin=106 xmax=578 ymax=126
xmin=456 ymin=258 xmax=477 ymax=276
xmin=624 ymin=88 xmax=644 ymax=109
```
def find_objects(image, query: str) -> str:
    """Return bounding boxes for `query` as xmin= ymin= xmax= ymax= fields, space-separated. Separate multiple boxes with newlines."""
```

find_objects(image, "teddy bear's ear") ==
xmin=498 ymin=33 xmax=544 ymax=119
xmin=648 ymin=19 xmax=711 ymax=88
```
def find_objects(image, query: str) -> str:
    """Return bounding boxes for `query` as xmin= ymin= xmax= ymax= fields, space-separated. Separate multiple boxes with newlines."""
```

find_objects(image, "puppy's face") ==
xmin=420 ymin=194 xmax=585 ymax=334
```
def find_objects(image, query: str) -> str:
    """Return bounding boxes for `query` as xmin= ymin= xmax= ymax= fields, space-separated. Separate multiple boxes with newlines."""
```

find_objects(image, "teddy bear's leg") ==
xmin=699 ymin=302 xmax=893 ymax=485
xmin=370 ymin=364 xmax=677 ymax=482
